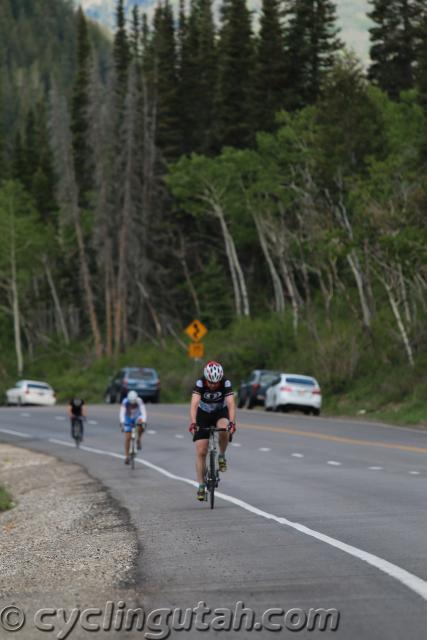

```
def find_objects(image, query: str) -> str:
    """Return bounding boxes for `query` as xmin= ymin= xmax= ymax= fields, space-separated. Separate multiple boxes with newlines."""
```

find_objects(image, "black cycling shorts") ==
xmin=194 ymin=407 xmax=229 ymax=441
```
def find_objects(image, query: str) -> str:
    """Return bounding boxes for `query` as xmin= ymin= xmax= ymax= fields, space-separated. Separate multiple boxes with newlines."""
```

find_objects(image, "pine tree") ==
xmin=152 ymin=2 xmax=181 ymax=161
xmin=216 ymin=0 xmax=254 ymax=148
xmin=368 ymin=0 xmax=423 ymax=98
xmin=114 ymin=0 xmax=131 ymax=107
xmin=253 ymin=0 xmax=287 ymax=132
xmin=416 ymin=6 xmax=427 ymax=110
xmin=130 ymin=5 xmax=141 ymax=60
xmin=71 ymin=7 xmax=93 ymax=206
xmin=285 ymin=0 xmax=342 ymax=109
xmin=178 ymin=0 xmax=217 ymax=154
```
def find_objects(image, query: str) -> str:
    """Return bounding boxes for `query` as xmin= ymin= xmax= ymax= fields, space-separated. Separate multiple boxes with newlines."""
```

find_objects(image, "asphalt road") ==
xmin=1 ymin=404 xmax=427 ymax=639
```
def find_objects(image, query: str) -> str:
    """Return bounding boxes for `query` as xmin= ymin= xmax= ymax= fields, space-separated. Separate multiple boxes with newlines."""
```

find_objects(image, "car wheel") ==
xmin=303 ymin=408 xmax=311 ymax=415
xmin=237 ymin=395 xmax=245 ymax=409
xmin=312 ymin=408 xmax=320 ymax=416
xmin=245 ymin=395 xmax=255 ymax=409
xmin=152 ymin=393 xmax=159 ymax=404
xmin=105 ymin=393 xmax=114 ymax=404
xmin=265 ymin=402 xmax=272 ymax=412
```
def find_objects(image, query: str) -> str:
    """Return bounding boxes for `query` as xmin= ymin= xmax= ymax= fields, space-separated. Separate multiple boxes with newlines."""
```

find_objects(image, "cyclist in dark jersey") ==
xmin=189 ymin=361 xmax=236 ymax=501
xmin=68 ymin=397 xmax=86 ymax=440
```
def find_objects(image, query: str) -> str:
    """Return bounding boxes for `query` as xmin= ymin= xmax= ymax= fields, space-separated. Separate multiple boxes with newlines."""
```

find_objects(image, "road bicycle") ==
xmin=71 ymin=416 xmax=84 ymax=448
xmin=200 ymin=426 xmax=230 ymax=509
xmin=126 ymin=419 xmax=146 ymax=470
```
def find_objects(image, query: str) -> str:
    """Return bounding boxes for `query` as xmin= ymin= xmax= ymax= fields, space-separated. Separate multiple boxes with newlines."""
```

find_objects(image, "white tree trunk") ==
xmin=253 ymin=212 xmax=285 ymax=313
xmin=10 ymin=224 xmax=23 ymax=376
xmin=44 ymin=258 xmax=70 ymax=344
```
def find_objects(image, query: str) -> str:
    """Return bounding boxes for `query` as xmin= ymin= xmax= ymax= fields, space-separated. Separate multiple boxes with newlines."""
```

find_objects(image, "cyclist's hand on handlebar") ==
xmin=189 ymin=422 xmax=197 ymax=435
xmin=228 ymin=421 xmax=236 ymax=434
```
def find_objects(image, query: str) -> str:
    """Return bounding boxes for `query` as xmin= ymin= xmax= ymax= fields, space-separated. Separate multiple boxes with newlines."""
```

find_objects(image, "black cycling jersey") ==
xmin=193 ymin=376 xmax=233 ymax=413
xmin=69 ymin=398 xmax=84 ymax=417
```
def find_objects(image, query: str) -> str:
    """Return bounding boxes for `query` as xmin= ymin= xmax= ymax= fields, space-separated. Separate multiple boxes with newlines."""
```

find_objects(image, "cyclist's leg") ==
xmin=195 ymin=439 xmax=209 ymax=485
xmin=124 ymin=430 xmax=132 ymax=461
xmin=71 ymin=417 xmax=76 ymax=439
xmin=217 ymin=414 xmax=230 ymax=456
xmin=137 ymin=420 xmax=145 ymax=449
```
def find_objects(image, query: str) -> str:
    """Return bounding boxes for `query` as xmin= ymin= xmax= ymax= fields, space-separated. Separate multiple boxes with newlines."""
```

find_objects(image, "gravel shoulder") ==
xmin=0 ymin=444 xmax=141 ymax=639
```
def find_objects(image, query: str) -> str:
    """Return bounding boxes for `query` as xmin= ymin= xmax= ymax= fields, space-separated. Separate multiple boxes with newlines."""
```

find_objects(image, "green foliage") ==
xmin=0 ymin=486 xmax=13 ymax=512
xmin=216 ymin=0 xmax=255 ymax=148
xmin=368 ymin=0 xmax=422 ymax=98
xmin=285 ymin=0 xmax=342 ymax=109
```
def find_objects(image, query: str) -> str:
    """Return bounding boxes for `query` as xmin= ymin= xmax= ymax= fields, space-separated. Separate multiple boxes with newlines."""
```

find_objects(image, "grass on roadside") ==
xmin=0 ymin=486 xmax=13 ymax=512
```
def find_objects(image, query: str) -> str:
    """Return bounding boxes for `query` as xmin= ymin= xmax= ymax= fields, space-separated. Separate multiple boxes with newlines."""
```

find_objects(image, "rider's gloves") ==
xmin=228 ymin=421 xmax=236 ymax=434
xmin=189 ymin=423 xmax=197 ymax=435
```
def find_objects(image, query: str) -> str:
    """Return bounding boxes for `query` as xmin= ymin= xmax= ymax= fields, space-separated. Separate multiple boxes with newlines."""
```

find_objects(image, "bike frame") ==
xmin=72 ymin=416 xmax=84 ymax=448
xmin=202 ymin=426 xmax=228 ymax=509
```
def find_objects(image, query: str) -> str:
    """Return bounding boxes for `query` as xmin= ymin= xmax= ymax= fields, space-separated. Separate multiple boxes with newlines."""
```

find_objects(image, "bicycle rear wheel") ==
xmin=209 ymin=450 xmax=216 ymax=509
xmin=130 ymin=442 xmax=135 ymax=469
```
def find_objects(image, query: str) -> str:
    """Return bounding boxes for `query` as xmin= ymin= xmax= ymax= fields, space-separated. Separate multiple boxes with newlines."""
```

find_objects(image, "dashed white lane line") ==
xmin=369 ymin=466 xmax=383 ymax=471
xmin=20 ymin=413 xmax=31 ymax=417
xmin=175 ymin=434 xmax=184 ymax=439
xmin=231 ymin=442 xmax=241 ymax=447
xmin=327 ymin=460 xmax=342 ymax=466
xmin=55 ymin=416 xmax=66 ymax=421
xmin=0 ymin=428 xmax=31 ymax=438
xmin=147 ymin=430 xmax=157 ymax=435
xmin=259 ymin=447 xmax=271 ymax=452
xmin=45 ymin=439 xmax=427 ymax=603
xmin=292 ymin=453 xmax=304 ymax=458
xmin=409 ymin=471 xmax=420 ymax=476
xmin=88 ymin=420 xmax=98 ymax=425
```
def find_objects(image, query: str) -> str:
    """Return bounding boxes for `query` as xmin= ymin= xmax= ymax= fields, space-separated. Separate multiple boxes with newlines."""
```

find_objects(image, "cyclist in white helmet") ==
xmin=120 ymin=390 xmax=147 ymax=464
xmin=189 ymin=360 xmax=236 ymax=501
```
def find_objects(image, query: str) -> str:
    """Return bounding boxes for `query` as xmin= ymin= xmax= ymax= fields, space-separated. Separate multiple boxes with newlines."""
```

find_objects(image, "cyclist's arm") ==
xmin=190 ymin=392 xmax=201 ymax=425
xmin=119 ymin=402 xmax=126 ymax=424
xmin=225 ymin=393 xmax=236 ymax=423
xmin=67 ymin=403 xmax=73 ymax=418
xmin=82 ymin=404 xmax=87 ymax=418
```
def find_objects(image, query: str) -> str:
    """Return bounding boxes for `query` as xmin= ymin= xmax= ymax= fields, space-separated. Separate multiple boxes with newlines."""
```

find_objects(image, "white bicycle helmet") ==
xmin=204 ymin=361 xmax=224 ymax=383
xmin=127 ymin=390 xmax=138 ymax=403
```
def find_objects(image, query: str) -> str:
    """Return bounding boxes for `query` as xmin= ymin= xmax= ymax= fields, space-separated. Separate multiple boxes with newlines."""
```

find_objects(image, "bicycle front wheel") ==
xmin=209 ymin=450 xmax=216 ymax=509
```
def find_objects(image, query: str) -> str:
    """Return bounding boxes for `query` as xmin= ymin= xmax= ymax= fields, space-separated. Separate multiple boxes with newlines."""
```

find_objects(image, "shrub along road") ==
xmin=0 ymin=404 xmax=427 ymax=639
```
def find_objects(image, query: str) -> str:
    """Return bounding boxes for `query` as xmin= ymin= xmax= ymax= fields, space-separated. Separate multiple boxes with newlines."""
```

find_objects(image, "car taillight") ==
xmin=280 ymin=386 xmax=292 ymax=392
xmin=156 ymin=380 xmax=160 ymax=387
xmin=252 ymin=383 xmax=260 ymax=392
xmin=312 ymin=389 xmax=321 ymax=395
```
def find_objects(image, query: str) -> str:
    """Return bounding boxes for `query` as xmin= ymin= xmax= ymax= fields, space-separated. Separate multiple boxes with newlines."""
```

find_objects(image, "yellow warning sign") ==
xmin=184 ymin=319 xmax=208 ymax=342
xmin=188 ymin=342 xmax=205 ymax=359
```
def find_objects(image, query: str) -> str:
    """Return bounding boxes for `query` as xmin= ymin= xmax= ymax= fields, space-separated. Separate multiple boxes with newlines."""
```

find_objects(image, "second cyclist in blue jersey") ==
xmin=120 ymin=390 xmax=147 ymax=465
xmin=189 ymin=361 xmax=236 ymax=501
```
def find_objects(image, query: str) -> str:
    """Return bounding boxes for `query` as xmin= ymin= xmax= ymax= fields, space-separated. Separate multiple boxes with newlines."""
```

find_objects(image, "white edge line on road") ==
xmin=20 ymin=413 xmax=31 ymax=417
xmin=49 ymin=438 xmax=75 ymax=448
xmin=88 ymin=420 xmax=98 ymax=425
xmin=0 ymin=428 xmax=31 ymax=438
xmin=231 ymin=442 xmax=241 ymax=447
xmin=147 ymin=430 xmax=157 ymax=434
xmin=409 ymin=471 xmax=420 ymax=475
xmin=259 ymin=447 xmax=271 ymax=452
xmin=292 ymin=453 xmax=304 ymax=458
xmin=327 ymin=460 xmax=342 ymax=466
xmin=45 ymin=438 xmax=427 ymax=603
xmin=369 ymin=466 xmax=383 ymax=471
xmin=55 ymin=416 xmax=66 ymax=421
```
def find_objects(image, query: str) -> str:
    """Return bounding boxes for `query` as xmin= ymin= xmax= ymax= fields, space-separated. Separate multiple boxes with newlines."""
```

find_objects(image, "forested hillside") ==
xmin=0 ymin=0 xmax=426 ymax=422
xmin=0 ymin=0 xmax=110 ymax=133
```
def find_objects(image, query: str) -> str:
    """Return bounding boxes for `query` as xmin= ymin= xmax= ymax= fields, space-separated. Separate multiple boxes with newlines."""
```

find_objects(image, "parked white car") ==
xmin=265 ymin=373 xmax=321 ymax=415
xmin=6 ymin=380 xmax=56 ymax=406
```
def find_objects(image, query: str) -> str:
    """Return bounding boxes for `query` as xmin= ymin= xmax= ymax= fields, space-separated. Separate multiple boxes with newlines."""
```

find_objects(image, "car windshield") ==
xmin=285 ymin=377 xmax=315 ymax=386
xmin=128 ymin=369 xmax=156 ymax=380
xmin=260 ymin=373 xmax=279 ymax=384
xmin=28 ymin=383 xmax=50 ymax=390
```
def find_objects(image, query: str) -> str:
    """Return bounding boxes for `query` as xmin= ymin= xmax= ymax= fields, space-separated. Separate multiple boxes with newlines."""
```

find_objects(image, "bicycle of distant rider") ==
xmin=71 ymin=416 xmax=84 ymax=448
xmin=127 ymin=418 xmax=145 ymax=470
